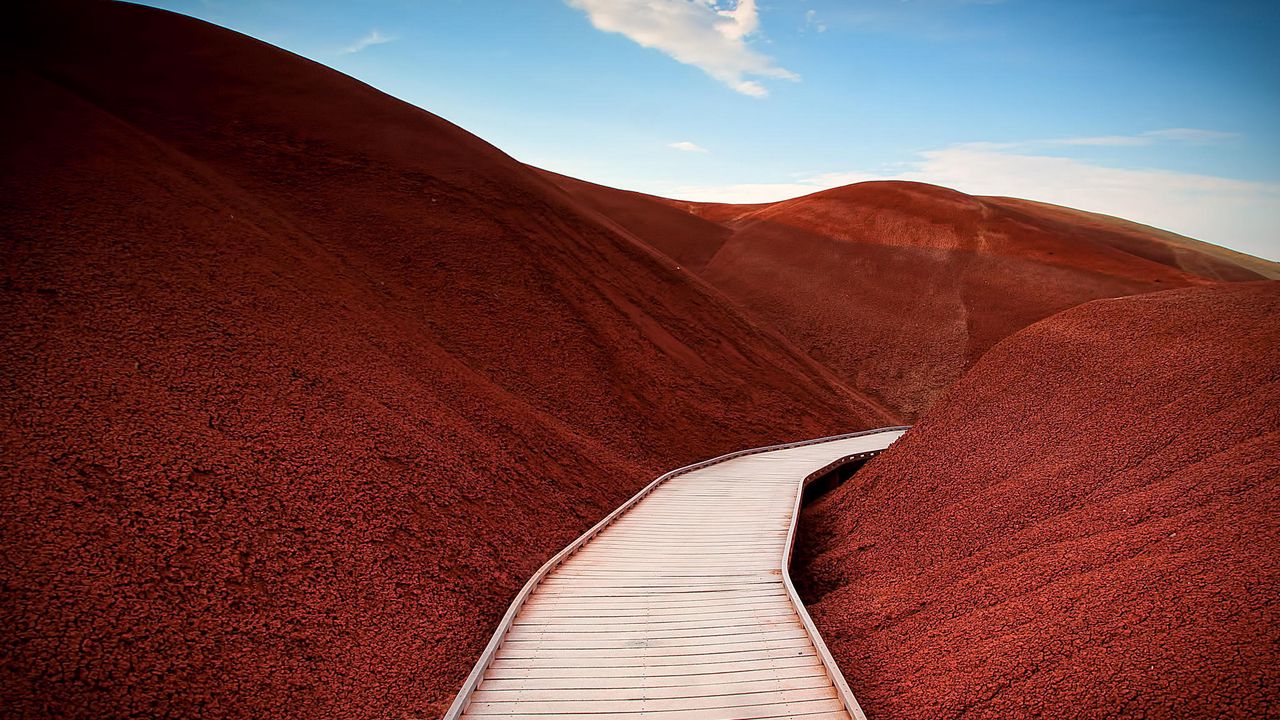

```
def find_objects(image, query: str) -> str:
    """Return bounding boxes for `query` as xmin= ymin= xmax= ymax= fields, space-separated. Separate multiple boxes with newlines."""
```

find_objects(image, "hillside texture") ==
xmin=1 ymin=2 xmax=889 ymax=716
xmin=548 ymin=175 xmax=1271 ymax=419
xmin=796 ymin=282 xmax=1280 ymax=719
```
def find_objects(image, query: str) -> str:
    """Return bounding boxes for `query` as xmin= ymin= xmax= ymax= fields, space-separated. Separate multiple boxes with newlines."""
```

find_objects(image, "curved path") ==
xmin=445 ymin=427 xmax=909 ymax=720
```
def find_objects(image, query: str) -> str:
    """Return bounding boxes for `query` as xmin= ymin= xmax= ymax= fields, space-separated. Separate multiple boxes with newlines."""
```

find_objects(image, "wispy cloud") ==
xmin=804 ymin=9 xmax=827 ymax=33
xmin=668 ymin=141 xmax=710 ymax=153
xmin=566 ymin=0 xmax=798 ymax=97
xmin=669 ymin=144 xmax=1280 ymax=261
xmin=1140 ymin=128 xmax=1240 ymax=143
xmin=972 ymin=128 xmax=1240 ymax=150
xmin=339 ymin=29 xmax=396 ymax=55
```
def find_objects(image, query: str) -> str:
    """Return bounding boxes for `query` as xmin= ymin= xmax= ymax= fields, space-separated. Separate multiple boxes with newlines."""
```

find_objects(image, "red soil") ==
xmin=548 ymin=177 xmax=1273 ymax=420
xmin=0 ymin=1 xmax=892 ymax=716
xmin=538 ymin=169 xmax=734 ymax=269
xmin=6 ymin=1 xmax=1277 ymax=718
xmin=795 ymin=281 xmax=1280 ymax=719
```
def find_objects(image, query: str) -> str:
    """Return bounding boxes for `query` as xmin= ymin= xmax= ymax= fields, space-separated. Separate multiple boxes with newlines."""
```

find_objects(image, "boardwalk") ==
xmin=446 ymin=428 xmax=908 ymax=720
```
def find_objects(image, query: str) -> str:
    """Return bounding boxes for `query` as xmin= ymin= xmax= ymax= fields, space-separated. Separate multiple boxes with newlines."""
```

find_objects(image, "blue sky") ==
xmin=136 ymin=0 xmax=1278 ymax=260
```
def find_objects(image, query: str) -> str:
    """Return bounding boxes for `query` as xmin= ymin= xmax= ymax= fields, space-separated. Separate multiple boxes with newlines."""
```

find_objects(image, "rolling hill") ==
xmin=546 ymin=174 xmax=1273 ymax=419
xmin=1 ymin=1 xmax=889 ymax=716
xmin=794 ymin=280 xmax=1280 ymax=718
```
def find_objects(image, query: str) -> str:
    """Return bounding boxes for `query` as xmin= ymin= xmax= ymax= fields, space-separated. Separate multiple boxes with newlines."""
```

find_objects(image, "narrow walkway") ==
xmin=446 ymin=428 xmax=908 ymax=720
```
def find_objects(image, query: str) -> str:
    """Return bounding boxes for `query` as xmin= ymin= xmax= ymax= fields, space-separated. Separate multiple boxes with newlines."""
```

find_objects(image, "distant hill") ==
xmin=546 ymin=174 xmax=1273 ymax=419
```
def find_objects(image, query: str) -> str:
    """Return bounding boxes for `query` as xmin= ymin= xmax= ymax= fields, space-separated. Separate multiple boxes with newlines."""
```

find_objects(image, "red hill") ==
xmin=1 ymin=1 xmax=890 ymax=716
xmin=795 ymin=281 xmax=1280 ymax=718
xmin=547 ymin=176 xmax=1272 ymax=419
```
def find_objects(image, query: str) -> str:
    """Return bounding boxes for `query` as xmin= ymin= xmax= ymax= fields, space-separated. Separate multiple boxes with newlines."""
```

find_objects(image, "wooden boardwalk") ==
xmin=446 ymin=428 xmax=908 ymax=720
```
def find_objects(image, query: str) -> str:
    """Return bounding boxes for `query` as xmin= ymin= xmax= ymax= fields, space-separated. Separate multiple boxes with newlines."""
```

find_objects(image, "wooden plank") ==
xmin=498 ymin=627 xmax=809 ymax=650
xmin=517 ymin=599 xmax=791 ymax=614
xmin=469 ymin=674 xmax=833 ymax=703
xmin=504 ymin=622 xmax=803 ymax=643
xmin=483 ymin=653 xmax=824 ymax=679
xmin=493 ymin=639 xmax=817 ymax=663
xmin=515 ymin=604 xmax=798 ymax=624
xmin=477 ymin=667 xmax=828 ymax=692
xmin=521 ymin=585 xmax=788 ymax=601
xmin=513 ymin=609 xmax=799 ymax=628
xmin=462 ymin=699 xmax=845 ymax=720
xmin=556 ymin=562 xmax=775 ymax=569
xmin=488 ymin=645 xmax=820 ymax=669
xmin=536 ymin=579 xmax=776 ymax=592
xmin=514 ymin=602 xmax=794 ymax=619
xmin=462 ymin=685 xmax=838 ymax=714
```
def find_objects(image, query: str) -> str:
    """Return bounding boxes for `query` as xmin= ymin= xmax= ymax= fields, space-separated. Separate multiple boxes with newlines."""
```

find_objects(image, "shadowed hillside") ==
xmin=0 ymin=1 xmax=891 ymax=716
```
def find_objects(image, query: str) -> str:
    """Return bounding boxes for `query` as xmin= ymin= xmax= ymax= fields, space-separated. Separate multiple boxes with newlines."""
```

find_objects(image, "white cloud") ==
xmin=339 ymin=30 xmax=396 ymax=55
xmin=1141 ymin=128 xmax=1240 ymax=143
xmin=1047 ymin=135 xmax=1153 ymax=147
xmin=670 ymin=146 xmax=1280 ymax=261
xmin=976 ymin=128 xmax=1241 ymax=149
xmin=668 ymin=141 xmax=710 ymax=153
xmin=566 ymin=0 xmax=798 ymax=97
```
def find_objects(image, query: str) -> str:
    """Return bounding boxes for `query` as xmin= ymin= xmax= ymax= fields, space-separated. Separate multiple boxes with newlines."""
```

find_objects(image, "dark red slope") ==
xmin=536 ymin=169 xmax=734 ymax=269
xmin=0 ymin=2 xmax=892 ymax=717
xmin=795 ymin=282 xmax=1280 ymax=719
xmin=7 ymin=0 xmax=891 ymax=463
xmin=549 ymin=177 xmax=1270 ymax=421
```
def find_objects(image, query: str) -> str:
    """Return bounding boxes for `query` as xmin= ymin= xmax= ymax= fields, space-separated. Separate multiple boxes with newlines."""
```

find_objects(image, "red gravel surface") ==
xmin=0 ymin=2 xmax=892 ymax=717
xmin=548 ymin=177 xmax=1273 ymax=420
xmin=6 ymin=2 xmax=1277 ymax=718
xmin=795 ymin=281 xmax=1280 ymax=719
